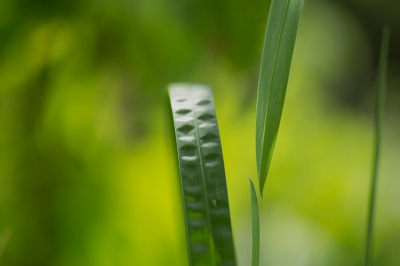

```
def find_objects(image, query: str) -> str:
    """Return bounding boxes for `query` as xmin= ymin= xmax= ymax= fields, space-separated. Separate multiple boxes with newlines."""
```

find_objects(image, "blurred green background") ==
xmin=0 ymin=0 xmax=399 ymax=265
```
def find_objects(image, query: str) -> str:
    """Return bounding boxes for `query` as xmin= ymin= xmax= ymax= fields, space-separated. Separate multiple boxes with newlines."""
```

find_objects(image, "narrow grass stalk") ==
xmin=249 ymin=178 xmax=260 ymax=266
xmin=364 ymin=25 xmax=390 ymax=266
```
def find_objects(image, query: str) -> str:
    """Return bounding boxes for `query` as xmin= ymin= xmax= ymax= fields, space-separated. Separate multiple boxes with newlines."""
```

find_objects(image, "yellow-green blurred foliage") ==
xmin=0 ymin=0 xmax=399 ymax=265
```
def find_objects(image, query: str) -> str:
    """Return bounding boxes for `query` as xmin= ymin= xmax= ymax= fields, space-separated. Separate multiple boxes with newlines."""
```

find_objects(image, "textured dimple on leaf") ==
xmin=212 ymin=226 xmax=232 ymax=239
xmin=180 ymin=144 xmax=197 ymax=153
xmin=203 ymin=152 xmax=220 ymax=163
xmin=176 ymin=109 xmax=192 ymax=115
xmin=196 ymin=99 xmax=211 ymax=106
xmin=186 ymin=163 xmax=200 ymax=172
xmin=186 ymin=201 xmax=205 ymax=211
xmin=188 ymin=211 xmax=204 ymax=219
xmin=200 ymin=133 xmax=218 ymax=142
xmin=192 ymin=243 xmax=208 ymax=254
xmin=210 ymin=207 xmax=230 ymax=218
xmin=176 ymin=98 xmax=187 ymax=102
xmin=184 ymin=185 xmax=203 ymax=197
xmin=197 ymin=113 xmax=215 ymax=121
xmin=182 ymin=171 xmax=200 ymax=181
xmin=177 ymin=124 xmax=195 ymax=134
xmin=185 ymin=194 xmax=197 ymax=202
xmin=189 ymin=218 xmax=206 ymax=229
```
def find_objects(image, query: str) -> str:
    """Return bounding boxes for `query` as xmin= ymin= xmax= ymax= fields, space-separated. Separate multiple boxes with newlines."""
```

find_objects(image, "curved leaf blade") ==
xmin=256 ymin=0 xmax=304 ymax=196
xmin=168 ymin=83 xmax=236 ymax=266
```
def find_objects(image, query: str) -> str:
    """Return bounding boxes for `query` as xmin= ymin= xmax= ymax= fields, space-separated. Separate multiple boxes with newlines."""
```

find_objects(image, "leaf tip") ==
xmin=260 ymin=184 xmax=265 ymax=200
xmin=248 ymin=177 xmax=255 ymax=190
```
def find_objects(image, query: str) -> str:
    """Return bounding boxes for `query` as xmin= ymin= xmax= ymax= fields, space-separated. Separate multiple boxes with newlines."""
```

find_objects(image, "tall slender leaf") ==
xmin=168 ymin=84 xmax=236 ymax=266
xmin=249 ymin=179 xmax=260 ymax=266
xmin=256 ymin=0 xmax=304 ymax=196
xmin=364 ymin=25 xmax=390 ymax=266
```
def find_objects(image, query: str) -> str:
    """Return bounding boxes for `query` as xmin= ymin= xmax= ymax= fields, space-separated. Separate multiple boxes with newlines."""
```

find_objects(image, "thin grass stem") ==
xmin=249 ymin=178 xmax=260 ymax=266
xmin=364 ymin=25 xmax=390 ymax=266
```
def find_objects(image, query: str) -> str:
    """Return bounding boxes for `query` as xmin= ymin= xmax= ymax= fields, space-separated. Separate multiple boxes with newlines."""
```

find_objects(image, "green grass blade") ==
xmin=255 ymin=0 xmax=304 ymax=196
xmin=168 ymin=83 xmax=237 ymax=266
xmin=249 ymin=178 xmax=260 ymax=266
xmin=364 ymin=25 xmax=390 ymax=266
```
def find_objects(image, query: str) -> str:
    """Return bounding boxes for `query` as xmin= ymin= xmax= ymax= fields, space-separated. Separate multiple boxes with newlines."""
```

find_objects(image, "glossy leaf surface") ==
xmin=256 ymin=0 xmax=304 ymax=196
xmin=168 ymin=84 xmax=236 ymax=266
